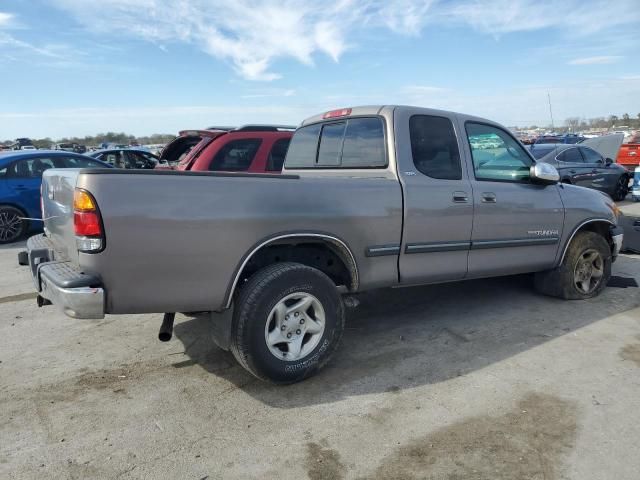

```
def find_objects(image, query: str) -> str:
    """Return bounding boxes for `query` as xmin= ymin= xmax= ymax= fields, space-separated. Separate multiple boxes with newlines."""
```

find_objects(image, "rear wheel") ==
xmin=534 ymin=231 xmax=611 ymax=299
xmin=0 ymin=206 xmax=28 ymax=244
xmin=230 ymin=262 xmax=345 ymax=384
xmin=612 ymin=175 xmax=629 ymax=201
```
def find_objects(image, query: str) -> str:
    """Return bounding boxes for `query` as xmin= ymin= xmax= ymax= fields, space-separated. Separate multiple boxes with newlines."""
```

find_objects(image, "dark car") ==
xmin=0 ymin=150 xmax=111 ymax=243
xmin=88 ymin=148 xmax=164 ymax=169
xmin=528 ymin=143 xmax=630 ymax=200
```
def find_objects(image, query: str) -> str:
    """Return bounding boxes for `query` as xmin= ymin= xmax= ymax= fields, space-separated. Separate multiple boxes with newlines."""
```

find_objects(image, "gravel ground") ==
xmin=1 ymin=239 xmax=639 ymax=480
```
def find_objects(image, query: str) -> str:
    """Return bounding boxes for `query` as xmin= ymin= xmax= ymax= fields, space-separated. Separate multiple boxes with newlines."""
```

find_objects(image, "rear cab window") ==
xmin=266 ymin=138 xmax=291 ymax=172
xmin=285 ymin=117 xmax=386 ymax=169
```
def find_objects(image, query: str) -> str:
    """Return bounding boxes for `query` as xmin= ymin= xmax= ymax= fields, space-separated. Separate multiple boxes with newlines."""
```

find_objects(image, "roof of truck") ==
xmin=300 ymin=105 xmax=494 ymax=127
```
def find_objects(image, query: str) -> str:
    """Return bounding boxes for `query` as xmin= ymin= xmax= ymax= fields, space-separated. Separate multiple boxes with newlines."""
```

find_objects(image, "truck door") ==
xmin=460 ymin=121 xmax=564 ymax=277
xmin=396 ymin=109 xmax=473 ymax=283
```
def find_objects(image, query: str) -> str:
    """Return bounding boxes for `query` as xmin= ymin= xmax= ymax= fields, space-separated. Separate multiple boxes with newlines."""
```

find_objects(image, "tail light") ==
xmin=74 ymin=188 xmax=104 ymax=252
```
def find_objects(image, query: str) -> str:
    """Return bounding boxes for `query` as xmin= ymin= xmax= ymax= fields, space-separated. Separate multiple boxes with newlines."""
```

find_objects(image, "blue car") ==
xmin=0 ymin=150 xmax=111 ymax=243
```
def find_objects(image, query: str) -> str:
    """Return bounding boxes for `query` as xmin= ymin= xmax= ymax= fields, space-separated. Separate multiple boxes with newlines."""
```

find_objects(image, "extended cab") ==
xmin=21 ymin=106 xmax=624 ymax=384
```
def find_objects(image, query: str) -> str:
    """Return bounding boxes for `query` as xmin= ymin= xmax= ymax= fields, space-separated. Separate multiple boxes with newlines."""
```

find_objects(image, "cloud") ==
xmin=50 ymin=0 xmax=640 ymax=81
xmin=568 ymin=55 xmax=623 ymax=65
xmin=0 ymin=12 xmax=14 ymax=27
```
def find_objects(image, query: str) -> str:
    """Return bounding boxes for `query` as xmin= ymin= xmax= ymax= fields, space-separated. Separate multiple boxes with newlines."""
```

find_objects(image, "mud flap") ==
xmin=210 ymin=306 xmax=234 ymax=351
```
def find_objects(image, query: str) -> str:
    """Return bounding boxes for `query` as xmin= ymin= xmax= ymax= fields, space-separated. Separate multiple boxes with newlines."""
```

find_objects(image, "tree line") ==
xmin=2 ymin=132 xmax=176 ymax=149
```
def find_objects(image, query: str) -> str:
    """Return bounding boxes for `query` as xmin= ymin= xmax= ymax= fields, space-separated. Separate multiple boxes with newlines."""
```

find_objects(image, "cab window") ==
xmin=466 ymin=123 xmax=532 ymax=182
xmin=410 ymin=115 xmax=461 ymax=180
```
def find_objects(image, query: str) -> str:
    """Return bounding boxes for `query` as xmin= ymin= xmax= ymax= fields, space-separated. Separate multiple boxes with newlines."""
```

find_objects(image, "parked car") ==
xmin=534 ymin=135 xmax=562 ymax=144
xmin=632 ymin=166 xmax=640 ymax=202
xmin=157 ymin=125 xmax=294 ymax=171
xmin=0 ymin=150 xmax=111 ymax=243
xmin=174 ymin=125 xmax=293 ymax=173
xmin=528 ymin=137 xmax=629 ymax=201
xmin=21 ymin=105 xmax=624 ymax=384
xmin=616 ymin=133 xmax=640 ymax=171
xmin=88 ymin=148 xmax=165 ymax=169
xmin=13 ymin=138 xmax=34 ymax=150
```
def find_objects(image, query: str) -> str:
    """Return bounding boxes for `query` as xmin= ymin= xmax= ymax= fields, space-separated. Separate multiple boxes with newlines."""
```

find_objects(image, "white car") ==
xmin=19 ymin=145 xmax=36 ymax=150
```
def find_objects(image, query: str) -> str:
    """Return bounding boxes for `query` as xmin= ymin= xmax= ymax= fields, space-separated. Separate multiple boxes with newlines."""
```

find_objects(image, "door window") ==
xmin=127 ymin=151 xmax=157 ymax=169
xmin=209 ymin=139 xmax=262 ymax=171
xmin=8 ymin=157 xmax=59 ymax=178
xmin=62 ymin=157 xmax=108 ymax=169
xmin=102 ymin=151 xmax=127 ymax=168
xmin=579 ymin=147 xmax=603 ymax=164
xmin=466 ymin=123 xmax=533 ymax=182
xmin=409 ymin=115 xmax=461 ymax=180
xmin=556 ymin=148 xmax=583 ymax=163
xmin=266 ymin=138 xmax=291 ymax=172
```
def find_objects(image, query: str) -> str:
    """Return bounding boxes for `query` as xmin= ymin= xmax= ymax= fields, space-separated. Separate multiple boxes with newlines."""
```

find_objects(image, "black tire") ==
xmin=534 ymin=231 xmax=611 ymax=300
xmin=230 ymin=262 xmax=345 ymax=384
xmin=0 ymin=206 xmax=28 ymax=244
xmin=611 ymin=175 xmax=629 ymax=202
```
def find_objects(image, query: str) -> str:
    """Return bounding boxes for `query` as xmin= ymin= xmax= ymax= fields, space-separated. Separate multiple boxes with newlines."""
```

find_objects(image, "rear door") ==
xmin=461 ymin=121 xmax=564 ymax=277
xmin=555 ymin=146 xmax=589 ymax=185
xmin=396 ymin=110 xmax=473 ymax=283
xmin=4 ymin=156 xmax=59 ymax=217
xmin=578 ymin=146 xmax=609 ymax=193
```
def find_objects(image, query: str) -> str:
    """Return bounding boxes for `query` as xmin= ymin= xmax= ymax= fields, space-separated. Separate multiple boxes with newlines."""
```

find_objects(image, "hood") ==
xmin=581 ymin=133 xmax=624 ymax=160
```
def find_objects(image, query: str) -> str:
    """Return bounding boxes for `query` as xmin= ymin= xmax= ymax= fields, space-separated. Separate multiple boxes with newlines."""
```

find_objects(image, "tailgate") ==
xmin=41 ymin=169 xmax=81 ymax=265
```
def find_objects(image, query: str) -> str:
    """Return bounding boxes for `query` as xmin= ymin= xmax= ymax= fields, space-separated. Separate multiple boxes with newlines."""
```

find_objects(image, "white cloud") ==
xmin=568 ymin=55 xmax=623 ymax=65
xmin=0 ymin=12 xmax=14 ymax=27
xmin=50 ymin=0 xmax=640 ymax=81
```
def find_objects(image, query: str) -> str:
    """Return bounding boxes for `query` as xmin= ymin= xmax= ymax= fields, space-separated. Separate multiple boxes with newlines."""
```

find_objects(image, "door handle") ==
xmin=591 ymin=169 xmax=598 ymax=174
xmin=481 ymin=192 xmax=496 ymax=203
xmin=570 ymin=170 xmax=577 ymax=174
xmin=14 ymin=185 xmax=28 ymax=191
xmin=452 ymin=191 xmax=468 ymax=203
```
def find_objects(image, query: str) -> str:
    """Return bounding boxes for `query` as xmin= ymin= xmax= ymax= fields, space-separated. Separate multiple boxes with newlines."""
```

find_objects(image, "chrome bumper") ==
xmin=611 ymin=226 xmax=624 ymax=257
xmin=39 ymin=271 xmax=105 ymax=319
xmin=21 ymin=234 xmax=105 ymax=319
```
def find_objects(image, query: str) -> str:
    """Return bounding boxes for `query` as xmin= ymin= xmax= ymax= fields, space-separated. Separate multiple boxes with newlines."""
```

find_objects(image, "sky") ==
xmin=1 ymin=0 xmax=639 ymax=139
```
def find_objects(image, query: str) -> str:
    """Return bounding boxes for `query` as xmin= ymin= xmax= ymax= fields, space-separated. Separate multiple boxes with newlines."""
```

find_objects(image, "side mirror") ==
xmin=530 ymin=162 xmax=559 ymax=185
xmin=605 ymin=157 xmax=613 ymax=165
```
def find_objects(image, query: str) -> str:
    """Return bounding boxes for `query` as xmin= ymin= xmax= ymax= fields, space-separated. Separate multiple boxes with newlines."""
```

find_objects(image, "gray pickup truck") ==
xmin=21 ymin=105 xmax=624 ymax=384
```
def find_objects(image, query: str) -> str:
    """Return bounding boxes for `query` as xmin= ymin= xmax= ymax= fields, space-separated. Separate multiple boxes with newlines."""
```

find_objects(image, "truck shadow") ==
xmin=173 ymin=256 xmax=640 ymax=408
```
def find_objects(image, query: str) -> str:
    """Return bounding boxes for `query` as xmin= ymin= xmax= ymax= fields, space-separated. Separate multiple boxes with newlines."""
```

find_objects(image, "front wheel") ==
xmin=612 ymin=175 xmax=629 ymax=201
xmin=230 ymin=262 xmax=345 ymax=384
xmin=0 ymin=206 xmax=28 ymax=244
xmin=534 ymin=231 xmax=611 ymax=300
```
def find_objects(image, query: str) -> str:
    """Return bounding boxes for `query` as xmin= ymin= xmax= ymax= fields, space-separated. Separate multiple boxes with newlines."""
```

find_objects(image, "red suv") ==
xmin=157 ymin=125 xmax=294 ymax=173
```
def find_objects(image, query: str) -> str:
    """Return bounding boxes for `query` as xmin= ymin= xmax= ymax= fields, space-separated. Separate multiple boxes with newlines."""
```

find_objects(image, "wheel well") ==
xmin=562 ymin=220 xmax=614 ymax=262
xmin=236 ymin=239 xmax=357 ymax=295
xmin=0 ymin=203 xmax=28 ymax=215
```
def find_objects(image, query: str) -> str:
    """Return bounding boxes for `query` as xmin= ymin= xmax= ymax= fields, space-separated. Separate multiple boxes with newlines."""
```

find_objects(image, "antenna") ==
xmin=547 ymin=92 xmax=555 ymax=130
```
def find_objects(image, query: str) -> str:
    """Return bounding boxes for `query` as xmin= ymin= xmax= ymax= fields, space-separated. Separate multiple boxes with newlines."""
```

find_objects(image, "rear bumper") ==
xmin=20 ymin=234 xmax=105 ymax=319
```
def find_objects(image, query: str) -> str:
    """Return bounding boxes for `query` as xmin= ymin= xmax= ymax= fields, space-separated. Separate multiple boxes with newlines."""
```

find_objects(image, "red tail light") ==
xmin=73 ymin=189 xmax=104 ymax=252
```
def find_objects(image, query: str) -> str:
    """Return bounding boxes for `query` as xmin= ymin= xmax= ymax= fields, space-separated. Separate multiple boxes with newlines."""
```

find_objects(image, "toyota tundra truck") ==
xmin=20 ymin=105 xmax=624 ymax=384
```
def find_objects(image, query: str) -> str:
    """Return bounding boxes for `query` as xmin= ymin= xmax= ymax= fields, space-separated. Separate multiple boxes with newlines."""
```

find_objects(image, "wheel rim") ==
xmin=0 ymin=210 xmax=22 ymax=242
xmin=615 ymin=177 xmax=628 ymax=199
xmin=573 ymin=248 xmax=604 ymax=294
xmin=264 ymin=292 xmax=326 ymax=362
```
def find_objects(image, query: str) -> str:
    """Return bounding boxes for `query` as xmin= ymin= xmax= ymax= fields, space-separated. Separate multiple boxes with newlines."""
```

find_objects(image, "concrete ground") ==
xmin=1 ymin=240 xmax=639 ymax=480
